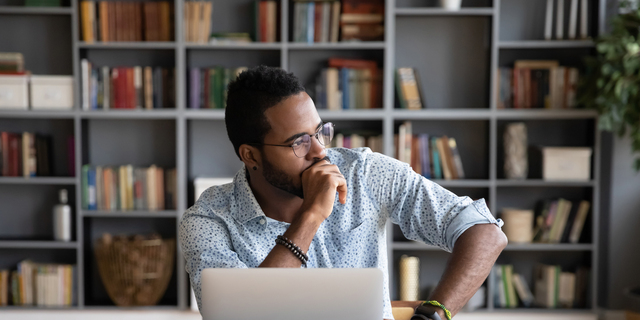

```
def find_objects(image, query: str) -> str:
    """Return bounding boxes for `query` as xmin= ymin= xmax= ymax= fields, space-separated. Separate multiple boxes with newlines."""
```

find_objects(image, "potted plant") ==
xmin=579 ymin=1 xmax=640 ymax=171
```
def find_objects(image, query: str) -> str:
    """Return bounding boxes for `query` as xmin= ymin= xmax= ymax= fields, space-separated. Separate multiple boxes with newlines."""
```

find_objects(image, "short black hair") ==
xmin=225 ymin=65 xmax=306 ymax=160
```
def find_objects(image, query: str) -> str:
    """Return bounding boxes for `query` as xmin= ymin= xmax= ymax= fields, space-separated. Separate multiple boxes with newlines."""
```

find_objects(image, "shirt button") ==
xmin=259 ymin=219 xmax=266 ymax=225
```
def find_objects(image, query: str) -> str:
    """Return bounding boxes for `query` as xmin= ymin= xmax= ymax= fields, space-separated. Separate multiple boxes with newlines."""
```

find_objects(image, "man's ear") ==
xmin=239 ymin=144 xmax=261 ymax=169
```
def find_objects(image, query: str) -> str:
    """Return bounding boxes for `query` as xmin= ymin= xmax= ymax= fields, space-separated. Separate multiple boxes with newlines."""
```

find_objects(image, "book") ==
xmin=512 ymin=273 xmax=534 ymax=307
xmin=568 ymin=0 xmax=578 ymax=39
xmin=580 ymin=0 xmax=588 ymax=39
xmin=430 ymin=136 xmax=442 ymax=179
xmin=396 ymin=68 xmax=423 ymax=110
xmin=558 ymin=272 xmax=576 ymax=308
xmin=503 ymin=265 xmax=517 ymax=308
xmin=556 ymin=0 xmax=564 ymax=40
xmin=448 ymin=137 xmax=465 ymax=179
xmin=569 ymin=200 xmax=590 ymax=243
xmin=545 ymin=0 xmax=554 ymax=40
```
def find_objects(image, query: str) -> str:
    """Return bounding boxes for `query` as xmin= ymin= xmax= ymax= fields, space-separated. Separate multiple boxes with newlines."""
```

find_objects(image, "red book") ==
xmin=126 ymin=68 xmax=135 ymax=109
xmin=9 ymin=133 xmax=20 ymax=177
xmin=259 ymin=1 xmax=267 ymax=43
xmin=1 ymin=132 xmax=9 ymax=176
xmin=314 ymin=2 xmax=322 ymax=42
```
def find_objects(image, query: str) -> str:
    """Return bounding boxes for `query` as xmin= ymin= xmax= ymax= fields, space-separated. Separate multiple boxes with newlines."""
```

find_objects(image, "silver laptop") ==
xmin=200 ymin=268 xmax=383 ymax=320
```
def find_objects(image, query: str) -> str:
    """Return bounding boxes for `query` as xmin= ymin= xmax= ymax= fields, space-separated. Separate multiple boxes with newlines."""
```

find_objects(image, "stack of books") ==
xmin=0 ymin=53 xmax=24 ymax=75
xmin=532 ymin=199 xmax=591 ymax=244
xmin=0 ymin=261 xmax=76 ymax=307
xmin=292 ymin=0 xmax=384 ymax=43
xmin=80 ymin=1 xmax=174 ymax=42
xmin=81 ymin=60 xmax=175 ymax=110
xmin=497 ymin=60 xmax=579 ymax=109
xmin=184 ymin=1 xmax=213 ymax=43
xmin=81 ymin=164 xmax=177 ymax=211
xmin=314 ymin=58 xmax=382 ymax=110
xmin=188 ymin=66 xmax=247 ymax=109
xmin=331 ymin=132 xmax=382 ymax=153
xmin=395 ymin=121 xmax=465 ymax=180
xmin=0 ymin=132 xmax=63 ymax=177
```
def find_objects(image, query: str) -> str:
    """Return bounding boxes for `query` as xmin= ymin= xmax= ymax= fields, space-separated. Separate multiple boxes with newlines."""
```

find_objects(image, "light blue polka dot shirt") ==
xmin=179 ymin=147 xmax=501 ymax=319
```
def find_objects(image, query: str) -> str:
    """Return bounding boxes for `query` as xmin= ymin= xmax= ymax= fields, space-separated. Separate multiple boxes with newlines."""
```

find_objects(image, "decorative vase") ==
xmin=440 ymin=0 xmax=462 ymax=10
xmin=504 ymin=122 xmax=528 ymax=179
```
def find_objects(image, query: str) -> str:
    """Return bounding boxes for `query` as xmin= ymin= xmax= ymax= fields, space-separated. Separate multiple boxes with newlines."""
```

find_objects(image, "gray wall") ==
xmin=603 ymin=132 xmax=640 ymax=309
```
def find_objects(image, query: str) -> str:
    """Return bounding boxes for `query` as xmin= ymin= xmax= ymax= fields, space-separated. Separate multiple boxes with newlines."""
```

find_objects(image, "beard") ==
xmin=261 ymin=155 xmax=332 ymax=199
xmin=262 ymin=156 xmax=305 ymax=199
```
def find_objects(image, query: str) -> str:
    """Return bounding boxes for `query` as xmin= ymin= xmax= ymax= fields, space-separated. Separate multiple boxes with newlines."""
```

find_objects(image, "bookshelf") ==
xmin=0 ymin=0 xmax=604 ymax=315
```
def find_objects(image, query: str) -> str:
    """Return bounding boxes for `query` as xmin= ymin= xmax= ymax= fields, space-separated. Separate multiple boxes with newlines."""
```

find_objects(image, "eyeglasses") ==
xmin=249 ymin=122 xmax=335 ymax=158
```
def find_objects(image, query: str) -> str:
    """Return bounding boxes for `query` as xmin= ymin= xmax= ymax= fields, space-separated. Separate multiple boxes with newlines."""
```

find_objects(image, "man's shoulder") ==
xmin=182 ymin=182 xmax=235 ymax=221
xmin=328 ymin=147 xmax=402 ymax=173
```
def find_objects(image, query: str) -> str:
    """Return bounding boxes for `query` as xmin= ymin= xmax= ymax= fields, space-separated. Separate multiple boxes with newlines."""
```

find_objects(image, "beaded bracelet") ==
xmin=422 ymin=300 xmax=452 ymax=320
xmin=275 ymin=235 xmax=308 ymax=266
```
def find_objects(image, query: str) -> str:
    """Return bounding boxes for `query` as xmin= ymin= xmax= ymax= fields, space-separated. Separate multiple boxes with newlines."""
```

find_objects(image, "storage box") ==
xmin=0 ymin=75 xmax=29 ymax=109
xmin=542 ymin=147 xmax=592 ymax=181
xmin=30 ymin=75 xmax=74 ymax=110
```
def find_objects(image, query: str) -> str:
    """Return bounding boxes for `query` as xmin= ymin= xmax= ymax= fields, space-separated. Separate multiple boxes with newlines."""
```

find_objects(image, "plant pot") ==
xmin=440 ymin=0 xmax=462 ymax=10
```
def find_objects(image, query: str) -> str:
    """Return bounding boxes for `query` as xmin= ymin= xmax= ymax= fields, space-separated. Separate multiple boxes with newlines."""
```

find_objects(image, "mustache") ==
xmin=301 ymin=156 xmax=332 ymax=175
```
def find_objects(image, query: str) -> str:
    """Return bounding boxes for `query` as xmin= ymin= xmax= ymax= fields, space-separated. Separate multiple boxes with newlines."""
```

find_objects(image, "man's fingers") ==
xmin=336 ymin=177 xmax=348 ymax=204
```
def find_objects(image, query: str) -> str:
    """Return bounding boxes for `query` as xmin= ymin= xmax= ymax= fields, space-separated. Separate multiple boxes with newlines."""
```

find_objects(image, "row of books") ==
xmin=0 ymin=52 xmax=24 ymax=74
xmin=331 ymin=133 xmax=383 ymax=154
xmin=80 ymin=1 xmax=174 ymax=43
xmin=497 ymin=60 xmax=579 ymax=109
xmin=184 ymin=1 xmax=213 ymax=43
xmin=544 ymin=0 xmax=589 ymax=40
xmin=532 ymin=199 xmax=591 ymax=244
xmin=494 ymin=264 xmax=589 ymax=309
xmin=81 ymin=165 xmax=177 ymax=211
xmin=188 ymin=67 xmax=247 ymax=109
xmin=0 ymin=132 xmax=59 ymax=177
xmin=314 ymin=58 xmax=382 ymax=110
xmin=293 ymin=0 xmax=384 ymax=43
xmin=81 ymin=60 xmax=175 ymax=110
xmin=395 ymin=122 xmax=465 ymax=180
xmin=0 ymin=261 xmax=76 ymax=306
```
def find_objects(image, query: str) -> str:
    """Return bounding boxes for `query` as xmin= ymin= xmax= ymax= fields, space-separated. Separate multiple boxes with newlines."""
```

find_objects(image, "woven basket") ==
xmin=94 ymin=233 xmax=175 ymax=306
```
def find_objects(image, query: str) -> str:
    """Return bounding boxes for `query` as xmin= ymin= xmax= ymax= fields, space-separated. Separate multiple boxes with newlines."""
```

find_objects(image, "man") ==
xmin=179 ymin=65 xmax=507 ymax=320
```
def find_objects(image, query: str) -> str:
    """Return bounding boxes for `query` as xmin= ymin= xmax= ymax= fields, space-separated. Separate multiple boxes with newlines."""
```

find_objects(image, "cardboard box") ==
xmin=0 ymin=75 xmax=29 ymax=109
xmin=543 ymin=147 xmax=592 ymax=181
xmin=30 ymin=75 xmax=74 ymax=110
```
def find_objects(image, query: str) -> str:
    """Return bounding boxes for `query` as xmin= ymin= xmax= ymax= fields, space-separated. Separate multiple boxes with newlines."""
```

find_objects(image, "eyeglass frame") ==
xmin=246 ymin=122 xmax=335 ymax=158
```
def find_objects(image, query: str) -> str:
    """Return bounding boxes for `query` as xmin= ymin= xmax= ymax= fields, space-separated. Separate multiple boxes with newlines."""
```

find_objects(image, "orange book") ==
xmin=115 ymin=1 xmax=123 ymax=41
xmin=80 ymin=1 xmax=95 ymax=42
xmin=99 ymin=1 xmax=109 ymax=41
xmin=314 ymin=2 xmax=322 ymax=42
xmin=159 ymin=1 xmax=171 ymax=41
xmin=108 ymin=1 xmax=116 ymax=42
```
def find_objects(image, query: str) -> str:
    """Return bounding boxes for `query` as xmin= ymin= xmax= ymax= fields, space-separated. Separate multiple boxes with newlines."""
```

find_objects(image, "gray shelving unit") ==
xmin=0 ymin=0 xmax=605 ymax=314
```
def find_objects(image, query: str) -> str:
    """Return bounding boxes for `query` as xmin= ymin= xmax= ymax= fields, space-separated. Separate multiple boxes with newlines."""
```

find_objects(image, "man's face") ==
xmin=260 ymin=91 xmax=328 ymax=198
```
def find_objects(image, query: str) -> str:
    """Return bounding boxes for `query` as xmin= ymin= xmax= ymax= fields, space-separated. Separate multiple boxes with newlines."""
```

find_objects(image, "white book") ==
xmin=81 ymin=59 xmax=90 ymax=110
xmin=134 ymin=66 xmax=142 ymax=109
xmin=580 ymin=0 xmax=588 ymax=39
xmin=556 ymin=0 xmax=564 ymax=39
xmin=398 ymin=123 xmax=406 ymax=163
xmin=321 ymin=2 xmax=331 ymax=43
xmin=101 ymin=66 xmax=110 ymax=109
xmin=568 ymin=0 xmax=578 ymax=39
xmin=545 ymin=0 xmax=554 ymax=40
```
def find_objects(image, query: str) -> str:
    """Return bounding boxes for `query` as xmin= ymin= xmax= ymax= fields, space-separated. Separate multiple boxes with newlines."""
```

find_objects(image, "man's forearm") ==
xmin=429 ymin=223 xmax=507 ymax=317
xmin=258 ymin=211 xmax=322 ymax=268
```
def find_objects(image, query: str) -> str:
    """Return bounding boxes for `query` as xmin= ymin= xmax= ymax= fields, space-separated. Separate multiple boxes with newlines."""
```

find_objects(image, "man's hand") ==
xmin=299 ymin=159 xmax=347 ymax=223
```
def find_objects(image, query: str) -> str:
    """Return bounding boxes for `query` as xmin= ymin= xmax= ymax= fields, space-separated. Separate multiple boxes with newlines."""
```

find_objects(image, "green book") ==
xmin=431 ymin=136 xmax=442 ymax=179
xmin=501 ymin=265 xmax=511 ymax=308
xmin=395 ymin=69 xmax=407 ymax=109
xmin=215 ymin=66 xmax=224 ymax=109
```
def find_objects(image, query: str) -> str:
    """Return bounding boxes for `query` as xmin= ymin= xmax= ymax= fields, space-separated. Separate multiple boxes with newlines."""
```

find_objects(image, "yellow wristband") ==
xmin=423 ymin=300 xmax=452 ymax=320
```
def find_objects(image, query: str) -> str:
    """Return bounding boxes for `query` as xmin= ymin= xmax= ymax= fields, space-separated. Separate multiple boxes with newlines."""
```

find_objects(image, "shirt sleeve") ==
xmin=179 ymin=200 xmax=248 ymax=312
xmin=364 ymin=151 xmax=501 ymax=252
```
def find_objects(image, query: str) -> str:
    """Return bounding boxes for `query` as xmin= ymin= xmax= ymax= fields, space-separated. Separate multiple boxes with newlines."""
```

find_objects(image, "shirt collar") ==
xmin=232 ymin=164 xmax=267 ymax=225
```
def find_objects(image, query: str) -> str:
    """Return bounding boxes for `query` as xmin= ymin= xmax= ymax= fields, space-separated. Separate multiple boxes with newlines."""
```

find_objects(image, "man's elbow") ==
xmin=487 ymin=224 xmax=508 ymax=252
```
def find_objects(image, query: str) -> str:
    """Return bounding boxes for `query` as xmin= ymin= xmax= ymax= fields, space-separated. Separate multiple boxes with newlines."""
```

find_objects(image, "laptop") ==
xmin=200 ymin=268 xmax=383 ymax=320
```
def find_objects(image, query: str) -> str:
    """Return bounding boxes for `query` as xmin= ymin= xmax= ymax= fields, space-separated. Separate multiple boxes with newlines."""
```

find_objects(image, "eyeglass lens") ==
xmin=292 ymin=122 xmax=334 ymax=158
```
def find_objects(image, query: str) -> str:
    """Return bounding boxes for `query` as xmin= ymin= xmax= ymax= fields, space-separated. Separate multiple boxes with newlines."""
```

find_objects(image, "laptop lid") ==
xmin=201 ymin=268 xmax=383 ymax=320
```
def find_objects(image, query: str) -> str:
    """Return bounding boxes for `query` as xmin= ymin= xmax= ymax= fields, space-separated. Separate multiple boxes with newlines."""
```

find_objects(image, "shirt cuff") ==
xmin=445 ymin=198 xmax=503 ymax=251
